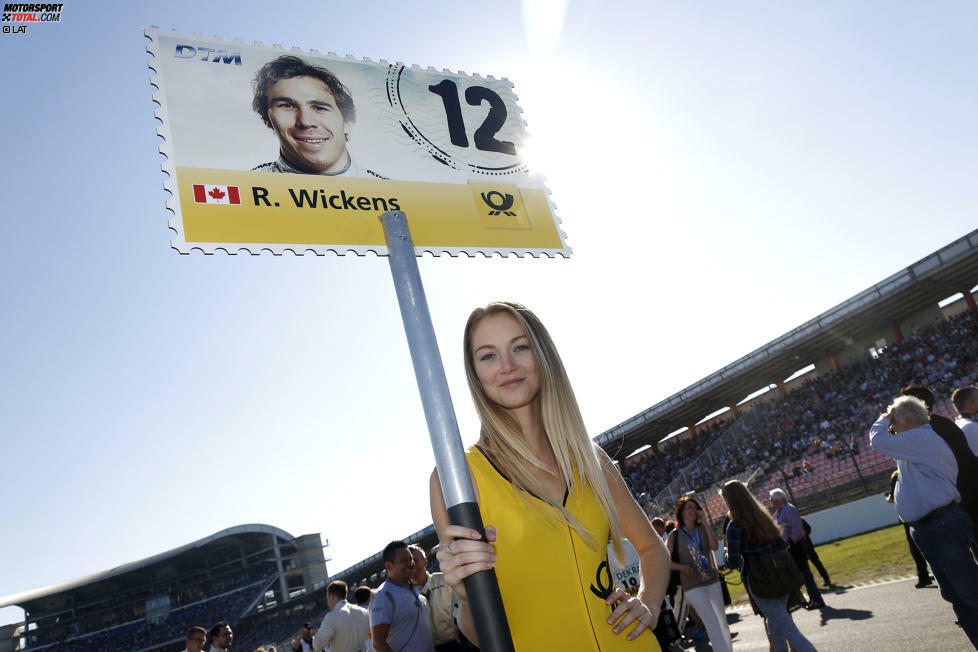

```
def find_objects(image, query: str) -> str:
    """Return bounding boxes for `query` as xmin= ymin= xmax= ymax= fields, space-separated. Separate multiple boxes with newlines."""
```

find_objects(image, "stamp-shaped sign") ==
xmin=146 ymin=28 xmax=569 ymax=257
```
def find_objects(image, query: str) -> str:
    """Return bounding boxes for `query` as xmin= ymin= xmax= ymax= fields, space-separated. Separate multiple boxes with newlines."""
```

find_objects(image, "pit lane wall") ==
xmin=804 ymin=494 xmax=902 ymax=545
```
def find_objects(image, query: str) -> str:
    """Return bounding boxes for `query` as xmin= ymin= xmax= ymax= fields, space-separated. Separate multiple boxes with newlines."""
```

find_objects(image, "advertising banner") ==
xmin=146 ymin=28 xmax=568 ymax=257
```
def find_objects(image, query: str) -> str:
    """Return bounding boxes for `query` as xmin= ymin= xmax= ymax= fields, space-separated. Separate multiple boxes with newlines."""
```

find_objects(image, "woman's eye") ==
xmin=514 ymin=344 xmax=529 ymax=353
xmin=479 ymin=352 xmax=495 ymax=362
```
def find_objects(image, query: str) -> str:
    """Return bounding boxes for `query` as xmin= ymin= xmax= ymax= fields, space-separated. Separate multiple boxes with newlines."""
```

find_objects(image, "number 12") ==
xmin=428 ymin=79 xmax=517 ymax=155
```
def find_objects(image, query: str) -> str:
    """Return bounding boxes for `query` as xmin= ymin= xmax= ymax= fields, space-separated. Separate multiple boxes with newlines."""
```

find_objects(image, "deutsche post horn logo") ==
xmin=480 ymin=191 xmax=517 ymax=216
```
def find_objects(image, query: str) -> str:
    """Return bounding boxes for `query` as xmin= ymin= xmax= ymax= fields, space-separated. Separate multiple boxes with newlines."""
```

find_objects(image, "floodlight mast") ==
xmin=380 ymin=210 xmax=515 ymax=652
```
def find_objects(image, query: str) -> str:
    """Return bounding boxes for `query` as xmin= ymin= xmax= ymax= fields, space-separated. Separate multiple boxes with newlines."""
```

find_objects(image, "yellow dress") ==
xmin=467 ymin=446 xmax=660 ymax=651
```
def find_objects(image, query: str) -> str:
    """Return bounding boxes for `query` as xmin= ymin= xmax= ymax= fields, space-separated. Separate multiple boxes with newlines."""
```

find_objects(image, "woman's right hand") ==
xmin=436 ymin=524 xmax=498 ymax=602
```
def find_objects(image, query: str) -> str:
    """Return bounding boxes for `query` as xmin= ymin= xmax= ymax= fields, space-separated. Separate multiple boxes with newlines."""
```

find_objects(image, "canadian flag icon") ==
xmin=192 ymin=184 xmax=241 ymax=205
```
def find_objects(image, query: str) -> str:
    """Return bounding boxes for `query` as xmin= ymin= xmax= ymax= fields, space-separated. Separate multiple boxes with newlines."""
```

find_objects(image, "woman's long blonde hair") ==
xmin=720 ymin=480 xmax=782 ymax=545
xmin=463 ymin=301 xmax=625 ymax=561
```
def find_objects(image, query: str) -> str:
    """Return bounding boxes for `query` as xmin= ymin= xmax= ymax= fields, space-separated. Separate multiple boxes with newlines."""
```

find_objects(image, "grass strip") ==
xmin=719 ymin=523 xmax=916 ymax=605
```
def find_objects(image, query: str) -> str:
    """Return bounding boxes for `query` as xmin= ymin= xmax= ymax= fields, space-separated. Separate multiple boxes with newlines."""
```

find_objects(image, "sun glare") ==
xmin=521 ymin=0 xmax=569 ymax=58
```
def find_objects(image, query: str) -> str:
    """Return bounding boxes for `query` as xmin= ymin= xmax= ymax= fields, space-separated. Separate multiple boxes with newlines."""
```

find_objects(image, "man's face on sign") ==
xmin=263 ymin=75 xmax=352 ymax=174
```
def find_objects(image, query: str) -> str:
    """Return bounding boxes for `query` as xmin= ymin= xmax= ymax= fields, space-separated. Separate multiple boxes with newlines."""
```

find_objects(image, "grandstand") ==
xmin=599 ymin=229 xmax=978 ymax=460
xmin=326 ymin=524 xmax=439 ymax=589
xmin=609 ymin=228 xmax=978 ymax=526
xmin=0 ymin=525 xmax=327 ymax=652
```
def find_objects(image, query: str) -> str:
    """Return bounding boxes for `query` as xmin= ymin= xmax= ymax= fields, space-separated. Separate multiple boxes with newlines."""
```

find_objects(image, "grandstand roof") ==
xmin=597 ymin=228 xmax=978 ymax=459
xmin=0 ymin=524 xmax=295 ymax=612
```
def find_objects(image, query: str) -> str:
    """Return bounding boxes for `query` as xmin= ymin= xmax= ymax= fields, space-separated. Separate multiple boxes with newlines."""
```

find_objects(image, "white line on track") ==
xmin=726 ymin=575 xmax=917 ymax=611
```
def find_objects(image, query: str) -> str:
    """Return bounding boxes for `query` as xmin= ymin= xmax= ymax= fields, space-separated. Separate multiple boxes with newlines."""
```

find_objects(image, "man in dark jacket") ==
xmin=901 ymin=384 xmax=978 ymax=553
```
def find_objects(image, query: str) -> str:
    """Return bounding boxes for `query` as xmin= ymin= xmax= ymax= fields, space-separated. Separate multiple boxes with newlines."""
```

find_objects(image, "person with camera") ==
xmin=870 ymin=395 xmax=978 ymax=648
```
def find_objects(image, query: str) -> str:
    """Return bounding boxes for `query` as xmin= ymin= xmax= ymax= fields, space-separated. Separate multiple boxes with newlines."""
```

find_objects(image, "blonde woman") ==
xmin=721 ymin=480 xmax=816 ymax=652
xmin=430 ymin=302 xmax=670 ymax=650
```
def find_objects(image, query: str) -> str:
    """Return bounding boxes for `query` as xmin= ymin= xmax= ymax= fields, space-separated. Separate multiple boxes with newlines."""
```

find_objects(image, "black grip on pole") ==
xmin=447 ymin=502 xmax=516 ymax=652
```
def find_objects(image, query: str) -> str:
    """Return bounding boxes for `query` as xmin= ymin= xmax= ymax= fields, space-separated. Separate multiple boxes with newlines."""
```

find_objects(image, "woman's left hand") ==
xmin=605 ymin=588 xmax=657 ymax=640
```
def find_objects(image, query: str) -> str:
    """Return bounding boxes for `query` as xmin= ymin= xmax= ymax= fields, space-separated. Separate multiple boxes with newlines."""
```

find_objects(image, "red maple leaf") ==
xmin=208 ymin=187 xmax=226 ymax=200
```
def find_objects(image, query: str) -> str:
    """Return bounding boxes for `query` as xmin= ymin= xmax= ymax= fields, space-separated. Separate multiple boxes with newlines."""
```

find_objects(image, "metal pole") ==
xmin=699 ymin=489 xmax=717 ymax=531
xmin=850 ymin=447 xmax=868 ymax=493
xmin=781 ymin=469 xmax=796 ymax=504
xmin=380 ymin=210 xmax=515 ymax=652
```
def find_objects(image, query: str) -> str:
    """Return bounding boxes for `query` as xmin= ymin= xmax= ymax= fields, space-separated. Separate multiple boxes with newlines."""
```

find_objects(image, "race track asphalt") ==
xmin=675 ymin=576 xmax=973 ymax=651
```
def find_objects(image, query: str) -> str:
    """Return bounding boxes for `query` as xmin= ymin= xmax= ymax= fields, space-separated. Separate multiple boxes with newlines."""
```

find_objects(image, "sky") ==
xmin=1 ymin=0 xmax=976 ymax=625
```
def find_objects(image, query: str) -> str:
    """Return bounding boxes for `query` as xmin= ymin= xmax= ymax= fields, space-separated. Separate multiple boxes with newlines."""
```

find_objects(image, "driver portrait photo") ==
xmin=251 ymin=55 xmax=385 ymax=179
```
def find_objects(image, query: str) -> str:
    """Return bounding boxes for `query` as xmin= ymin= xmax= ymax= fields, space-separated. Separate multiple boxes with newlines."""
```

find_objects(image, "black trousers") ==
xmin=436 ymin=642 xmax=469 ymax=652
xmin=801 ymin=536 xmax=830 ymax=583
xmin=653 ymin=600 xmax=681 ymax=650
xmin=789 ymin=540 xmax=823 ymax=602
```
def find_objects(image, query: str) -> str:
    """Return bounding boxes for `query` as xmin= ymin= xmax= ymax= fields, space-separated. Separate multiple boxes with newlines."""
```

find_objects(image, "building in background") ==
xmin=0 ymin=525 xmax=326 ymax=652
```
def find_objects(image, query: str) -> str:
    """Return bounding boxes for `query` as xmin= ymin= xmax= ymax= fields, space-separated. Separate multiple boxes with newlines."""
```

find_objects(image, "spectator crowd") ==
xmin=622 ymin=309 xmax=978 ymax=504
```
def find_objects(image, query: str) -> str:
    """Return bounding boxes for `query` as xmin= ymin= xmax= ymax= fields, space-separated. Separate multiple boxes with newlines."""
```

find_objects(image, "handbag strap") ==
xmin=383 ymin=585 xmax=421 ymax=652
xmin=670 ymin=531 xmax=681 ymax=563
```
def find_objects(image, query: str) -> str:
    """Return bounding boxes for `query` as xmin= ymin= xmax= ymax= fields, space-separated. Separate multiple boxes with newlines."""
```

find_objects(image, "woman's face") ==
xmin=682 ymin=500 xmax=700 ymax=521
xmin=470 ymin=312 xmax=541 ymax=412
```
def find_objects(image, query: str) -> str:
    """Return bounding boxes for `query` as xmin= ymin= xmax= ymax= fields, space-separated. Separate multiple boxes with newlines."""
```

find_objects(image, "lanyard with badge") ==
xmin=681 ymin=525 xmax=713 ymax=580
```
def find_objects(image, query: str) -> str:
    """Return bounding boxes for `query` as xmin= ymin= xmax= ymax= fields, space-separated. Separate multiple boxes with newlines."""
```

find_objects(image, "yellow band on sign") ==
xmin=177 ymin=168 xmax=563 ymax=253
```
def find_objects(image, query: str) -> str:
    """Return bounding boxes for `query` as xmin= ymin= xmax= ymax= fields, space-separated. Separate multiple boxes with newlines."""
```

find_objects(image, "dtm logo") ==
xmin=480 ymin=191 xmax=517 ymax=216
xmin=174 ymin=43 xmax=242 ymax=65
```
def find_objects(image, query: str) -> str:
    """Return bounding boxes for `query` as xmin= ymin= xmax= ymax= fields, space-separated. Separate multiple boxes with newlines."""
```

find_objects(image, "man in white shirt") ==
xmin=181 ymin=625 xmax=207 ymax=652
xmin=952 ymin=386 xmax=978 ymax=454
xmin=209 ymin=621 xmax=233 ymax=652
xmin=313 ymin=581 xmax=371 ymax=652
xmin=950 ymin=384 xmax=978 ymax=557
xmin=409 ymin=545 xmax=460 ymax=651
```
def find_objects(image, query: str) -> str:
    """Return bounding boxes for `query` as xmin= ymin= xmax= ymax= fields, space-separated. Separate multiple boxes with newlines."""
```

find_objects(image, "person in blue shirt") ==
xmin=870 ymin=395 xmax=978 ymax=649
